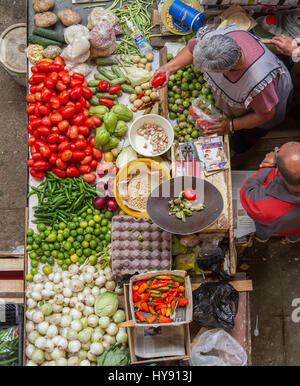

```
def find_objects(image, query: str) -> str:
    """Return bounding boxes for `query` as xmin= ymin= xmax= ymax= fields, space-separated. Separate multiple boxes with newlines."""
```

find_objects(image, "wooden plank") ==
xmin=0 ymin=258 xmax=24 ymax=271
xmin=191 ymin=279 xmax=253 ymax=292
xmin=0 ymin=280 xmax=24 ymax=293
xmin=0 ymin=298 xmax=24 ymax=304
xmin=159 ymin=46 xmax=168 ymax=119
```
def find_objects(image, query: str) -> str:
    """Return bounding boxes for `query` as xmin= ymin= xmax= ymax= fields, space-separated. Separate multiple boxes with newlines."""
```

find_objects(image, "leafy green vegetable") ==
xmin=97 ymin=344 xmax=130 ymax=366
xmin=94 ymin=291 xmax=118 ymax=317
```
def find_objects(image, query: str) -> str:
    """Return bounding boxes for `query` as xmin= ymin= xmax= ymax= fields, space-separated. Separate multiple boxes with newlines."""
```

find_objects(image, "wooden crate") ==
xmin=159 ymin=46 xmax=236 ymax=275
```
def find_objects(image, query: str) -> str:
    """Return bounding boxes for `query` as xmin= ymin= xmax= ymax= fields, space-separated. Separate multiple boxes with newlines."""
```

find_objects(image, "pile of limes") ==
xmin=25 ymin=208 xmax=114 ymax=281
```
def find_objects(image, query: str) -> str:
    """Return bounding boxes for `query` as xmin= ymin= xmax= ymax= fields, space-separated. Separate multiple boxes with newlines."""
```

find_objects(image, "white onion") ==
xmin=115 ymin=286 xmax=124 ymax=295
xmin=99 ymin=317 xmax=110 ymax=329
xmin=28 ymin=331 xmax=40 ymax=344
xmin=41 ymin=289 xmax=54 ymax=299
xmin=47 ymin=325 xmax=58 ymax=338
xmin=51 ymin=347 xmax=65 ymax=361
xmin=53 ymin=272 xmax=62 ymax=284
xmin=54 ymin=294 xmax=64 ymax=305
xmin=99 ymin=288 xmax=107 ymax=294
xmin=37 ymin=321 xmax=49 ymax=335
xmin=85 ymin=294 xmax=95 ymax=307
xmin=27 ymin=298 xmax=37 ymax=310
xmin=52 ymin=303 xmax=63 ymax=313
xmin=105 ymin=271 xmax=114 ymax=281
xmin=57 ymin=337 xmax=68 ymax=351
xmin=102 ymin=340 xmax=110 ymax=350
xmin=87 ymin=314 xmax=99 ymax=328
xmin=49 ymin=313 xmax=61 ymax=326
xmin=80 ymin=360 xmax=91 ymax=366
xmin=35 ymin=336 xmax=47 ymax=350
xmin=68 ymin=340 xmax=81 ymax=354
xmin=31 ymin=291 xmax=42 ymax=301
xmin=26 ymin=309 xmax=35 ymax=321
xmin=103 ymin=334 xmax=116 ymax=346
xmin=62 ymin=307 xmax=71 ymax=315
xmin=26 ymin=343 xmax=35 ymax=359
xmin=78 ymin=350 xmax=88 ymax=360
xmin=83 ymin=306 xmax=94 ymax=316
xmin=69 ymin=264 xmax=79 ymax=275
xmin=70 ymin=309 xmax=82 ymax=320
xmin=95 ymin=276 xmax=106 ymax=287
xmin=105 ymin=281 xmax=116 ymax=291
xmin=26 ymin=321 xmax=35 ymax=334
xmin=87 ymin=351 xmax=97 ymax=362
xmin=104 ymin=266 xmax=111 ymax=274
xmin=44 ymin=351 xmax=52 ymax=361
xmin=48 ymin=273 xmax=54 ymax=282
xmin=77 ymin=292 xmax=85 ymax=303
xmin=67 ymin=328 xmax=78 ymax=341
xmin=53 ymin=283 xmax=63 ymax=293
xmin=91 ymin=287 xmax=100 ymax=297
xmin=75 ymin=302 xmax=84 ymax=312
xmin=33 ymin=273 xmax=43 ymax=283
xmin=45 ymin=282 xmax=54 ymax=291
xmin=116 ymin=329 xmax=128 ymax=344
xmin=32 ymin=311 xmax=44 ymax=324
xmin=34 ymin=283 xmax=44 ymax=292
xmin=68 ymin=356 xmax=80 ymax=366
xmin=60 ymin=315 xmax=72 ymax=328
xmin=71 ymin=320 xmax=83 ymax=332
xmin=32 ymin=348 xmax=45 ymax=364
xmin=56 ymin=357 xmax=68 ymax=366
xmin=70 ymin=279 xmax=84 ymax=293
xmin=91 ymin=330 xmax=103 ymax=342
xmin=90 ymin=342 xmax=104 ymax=356
xmin=81 ymin=342 xmax=91 ymax=351
xmin=63 ymin=287 xmax=72 ymax=298
xmin=78 ymin=328 xmax=93 ymax=343
xmin=83 ymin=287 xmax=91 ymax=296
xmin=106 ymin=322 xmax=118 ymax=336
xmin=44 ymin=339 xmax=54 ymax=352
xmin=85 ymin=266 xmax=95 ymax=275
xmin=26 ymin=360 xmax=38 ymax=366
xmin=63 ymin=298 xmax=70 ymax=306
xmin=69 ymin=297 xmax=78 ymax=307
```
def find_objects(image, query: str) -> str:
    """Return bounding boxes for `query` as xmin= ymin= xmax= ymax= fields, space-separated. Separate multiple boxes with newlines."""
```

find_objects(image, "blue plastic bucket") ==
xmin=169 ymin=0 xmax=205 ymax=32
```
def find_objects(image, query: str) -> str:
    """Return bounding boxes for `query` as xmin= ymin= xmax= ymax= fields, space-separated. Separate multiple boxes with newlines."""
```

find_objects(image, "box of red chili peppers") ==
xmin=129 ymin=270 xmax=193 ymax=327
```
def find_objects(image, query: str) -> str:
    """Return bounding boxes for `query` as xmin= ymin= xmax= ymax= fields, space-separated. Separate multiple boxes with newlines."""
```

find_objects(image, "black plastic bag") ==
xmin=192 ymin=282 xmax=239 ymax=330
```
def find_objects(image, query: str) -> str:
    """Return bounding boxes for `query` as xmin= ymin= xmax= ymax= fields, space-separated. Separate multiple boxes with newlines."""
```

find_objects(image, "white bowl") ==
xmin=128 ymin=114 xmax=174 ymax=157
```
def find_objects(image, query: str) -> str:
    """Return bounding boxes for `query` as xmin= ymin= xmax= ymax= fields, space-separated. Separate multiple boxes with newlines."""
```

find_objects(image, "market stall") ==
xmin=13 ymin=0 xmax=291 ymax=367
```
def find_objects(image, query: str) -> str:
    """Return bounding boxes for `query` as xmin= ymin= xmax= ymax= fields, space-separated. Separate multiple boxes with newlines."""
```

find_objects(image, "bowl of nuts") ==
xmin=129 ymin=114 xmax=174 ymax=157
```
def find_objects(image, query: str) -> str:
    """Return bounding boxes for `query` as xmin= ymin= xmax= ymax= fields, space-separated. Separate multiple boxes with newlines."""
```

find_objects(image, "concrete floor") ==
xmin=1 ymin=0 xmax=300 ymax=365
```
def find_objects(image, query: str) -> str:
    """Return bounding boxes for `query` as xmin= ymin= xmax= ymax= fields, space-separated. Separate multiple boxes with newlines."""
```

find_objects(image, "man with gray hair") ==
xmin=152 ymin=26 xmax=293 ymax=154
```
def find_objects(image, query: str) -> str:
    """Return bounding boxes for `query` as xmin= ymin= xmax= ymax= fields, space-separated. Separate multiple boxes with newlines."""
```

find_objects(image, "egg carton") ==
xmin=111 ymin=215 xmax=172 ymax=276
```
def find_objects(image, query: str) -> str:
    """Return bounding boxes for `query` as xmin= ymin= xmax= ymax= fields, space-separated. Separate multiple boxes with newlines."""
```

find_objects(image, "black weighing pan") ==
xmin=147 ymin=176 xmax=223 ymax=235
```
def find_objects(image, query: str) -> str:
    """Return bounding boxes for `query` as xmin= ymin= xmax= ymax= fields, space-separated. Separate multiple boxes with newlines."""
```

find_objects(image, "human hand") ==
xmin=259 ymin=147 xmax=279 ymax=168
xmin=271 ymin=35 xmax=298 ymax=57
xmin=150 ymin=65 xmax=171 ymax=88
xmin=203 ymin=117 xmax=230 ymax=136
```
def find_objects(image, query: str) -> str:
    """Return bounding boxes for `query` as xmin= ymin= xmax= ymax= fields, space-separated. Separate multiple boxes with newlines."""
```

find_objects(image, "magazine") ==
xmin=194 ymin=136 xmax=229 ymax=172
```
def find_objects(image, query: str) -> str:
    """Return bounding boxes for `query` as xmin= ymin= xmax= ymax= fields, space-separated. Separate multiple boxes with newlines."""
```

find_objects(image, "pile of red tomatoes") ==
xmin=26 ymin=56 xmax=102 ymax=181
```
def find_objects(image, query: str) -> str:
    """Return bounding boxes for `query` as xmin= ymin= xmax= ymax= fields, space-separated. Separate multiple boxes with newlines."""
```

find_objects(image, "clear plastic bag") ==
xmin=189 ymin=97 xmax=222 ymax=130
xmin=0 ymin=327 xmax=19 ymax=366
xmin=190 ymin=328 xmax=247 ymax=366
xmin=90 ymin=22 xmax=116 ymax=50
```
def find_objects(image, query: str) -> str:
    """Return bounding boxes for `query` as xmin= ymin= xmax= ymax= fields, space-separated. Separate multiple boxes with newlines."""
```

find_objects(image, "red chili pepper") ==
xmin=98 ymin=80 xmax=109 ymax=91
xmin=151 ymin=72 xmax=167 ymax=88
xmin=137 ymin=92 xmax=144 ymax=99
xmin=98 ymin=98 xmax=114 ymax=108
xmin=147 ymin=315 xmax=157 ymax=324
xmin=158 ymin=315 xmax=172 ymax=323
xmin=177 ymin=297 xmax=189 ymax=307
xmin=108 ymin=85 xmax=122 ymax=94
xmin=136 ymin=311 xmax=146 ymax=322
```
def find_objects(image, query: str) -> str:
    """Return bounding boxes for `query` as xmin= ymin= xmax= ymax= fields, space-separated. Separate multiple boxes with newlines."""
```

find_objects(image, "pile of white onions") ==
xmin=25 ymin=263 xmax=127 ymax=366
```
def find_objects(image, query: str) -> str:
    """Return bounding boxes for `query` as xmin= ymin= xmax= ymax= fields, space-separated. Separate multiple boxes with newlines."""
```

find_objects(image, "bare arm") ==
xmin=150 ymin=46 xmax=194 ymax=87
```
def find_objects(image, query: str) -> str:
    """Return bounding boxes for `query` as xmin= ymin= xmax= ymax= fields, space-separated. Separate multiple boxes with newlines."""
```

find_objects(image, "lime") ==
xmin=85 ymin=234 xmax=92 ymax=242
xmin=47 ymin=233 xmax=56 ymax=242
xmin=93 ymin=215 xmax=101 ymax=223
xmin=70 ymin=254 xmax=78 ymax=263
xmin=78 ymin=257 xmax=86 ymax=264
xmin=65 ymin=258 xmax=71 ymax=265
xmin=77 ymin=228 xmax=84 ymax=235
xmin=68 ymin=222 xmax=76 ymax=230
xmin=101 ymin=226 xmax=108 ymax=234
xmin=62 ymin=264 xmax=68 ymax=271
xmin=31 ymin=267 xmax=38 ymax=276
xmin=26 ymin=273 xmax=33 ymax=282
xmin=89 ymin=239 xmax=97 ymax=249
xmin=83 ymin=248 xmax=91 ymax=257
xmin=40 ymin=256 xmax=47 ymax=263
xmin=30 ymin=259 xmax=39 ymax=268
xmin=29 ymin=251 xmax=37 ymax=259
xmin=82 ymin=240 xmax=89 ymax=249
xmin=104 ymin=211 xmax=114 ymax=220
xmin=57 ymin=259 xmax=64 ymax=266
xmin=32 ymin=243 xmax=39 ymax=250
xmin=89 ymin=255 xmax=97 ymax=265
xmin=105 ymin=233 xmax=111 ymax=243
xmin=37 ymin=223 xmax=46 ymax=232
xmin=27 ymin=228 xmax=34 ymax=236
xmin=47 ymin=257 xmax=54 ymax=265
xmin=59 ymin=222 xmax=67 ymax=229
xmin=80 ymin=221 xmax=88 ymax=228
xmin=94 ymin=229 xmax=101 ymax=236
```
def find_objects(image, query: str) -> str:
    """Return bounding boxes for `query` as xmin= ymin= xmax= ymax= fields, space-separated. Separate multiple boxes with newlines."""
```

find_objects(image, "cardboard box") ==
xmin=123 ymin=283 xmax=191 ymax=365
xmin=129 ymin=270 xmax=193 ymax=327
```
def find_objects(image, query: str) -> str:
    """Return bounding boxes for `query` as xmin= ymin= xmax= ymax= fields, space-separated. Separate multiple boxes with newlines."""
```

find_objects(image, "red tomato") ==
xmin=33 ymin=130 xmax=41 ymax=138
xmin=30 ymin=85 xmax=37 ymax=93
xmin=46 ymin=133 xmax=59 ymax=144
xmin=28 ymin=159 xmax=35 ymax=167
xmin=151 ymin=72 xmax=167 ymax=88
xmin=61 ymin=105 xmax=76 ymax=119
xmin=89 ymin=136 xmax=95 ymax=147
xmin=108 ymin=85 xmax=122 ymax=94
xmin=58 ymin=134 xmax=67 ymax=143
xmin=56 ymin=158 xmax=67 ymax=170
xmin=90 ymin=159 xmax=98 ymax=170
xmin=72 ymin=150 xmax=86 ymax=161
xmin=61 ymin=149 xmax=73 ymax=162
xmin=70 ymin=143 xmax=77 ymax=152
xmin=82 ymin=86 xmax=93 ymax=99
xmin=39 ymin=145 xmax=51 ymax=159
xmin=75 ymin=139 xmax=87 ymax=150
xmin=41 ymin=88 xmax=52 ymax=102
xmin=27 ymin=125 xmax=35 ymax=135
xmin=26 ymin=94 xmax=36 ymax=103
xmin=34 ymin=92 xmax=42 ymax=101
xmin=61 ymin=73 xmax=71 ymax=85
xmin=29 ymin=73 xmax=46 ymax=84
xmin=48 ymin=72 xmax=59 ymax=83
xmin=58 ymin=90 xmax=70 ymax=105
xmin=41 ymin=116 xmax=52 ymax=127
xmin=72 ymin=73 xmax=85 ymax=81
xmin=49 ymin=63 xmax=63 ymax=72
xmin=92 ymin=148 xmax=102 ymax=160
xmin=48 ymin=143 xmax=58 ymax=153
xmin=30 ymin=169 xmax=45 ymax=179
xmin=84 ymin=146 xmax=92 ymax=156
xmin=38 ymin=105 xmax=50 ymax=116
xmin=78 ymin=125 xmax=89 ymax=136
xmin=50 ymin=112 xmax=63 ymax=124
xmin=58 ymin=120 xmax=70 ymax=133
xmin=82 ymin=108 xmax=89 ymax=118
xmin=31 ymin=118 xmax=42 ymax=129
xmin=51 ymin=167 xmax=67 ymax=178
xmin=70 ymin=87 xmax=83 ymax=100
xmin=98 ymin=80 xmax=109 ymax=92
xmin=66 ymin=166 xmax=80 ymax=177
xmin=80 ymin=155 xmax=92 ymax=165
xmin=72 ymin=113 xmax=85 ymax=126
xmin=79 ymin=165 xmax=91 ymax=174
xmin=44 ymin=78 xmax=55 ymax=89
xmin=27 ymin=137 xmax=36 ymax=146
xmin=49 ymin=153 xmax=58 ymax=164
xmin=70 ymin=78 xmax=83 ymax=89
xmin=26 ymin=104 xmax=36 ymax=115
xmin=83 ymin=173 xmax=96 ymax=183
xmin=32 ymin=152 xmax=43 ymax=161
xmin=58 ymin=141 xmax=71 ymax=153
xmin=49 ymin=96 xmax=61 ymax=109
xmin=37 ymin=61 xmax=51 ymax=73
xmin=85 ymin=118 xmax=95 ymax=129
xmin=33 ymin=160 xmax=47 ymax=170
xmin=75 ymin=101 xmax=84 ymax=113
xmin=184 ymin=188 xmax=196 ymax=201
xmin=56 ymin=80 xmax=67 ymax=91
xmin=34 ymin=139 xmax=45 ymax=149
xmin=31 ymin=66 xmax=39 ymax=74
xmin=69 ymin=125 xmax=78 ymax=140
xmin=37 ymin=127 xmax=50 ymax=137
xmin=35 ymin=82 xmax=45 ymax=92
xmin=54 ymin=56 xmax=65 ymax=68
xmin=98 ymin=98 xmax=114 ymax=108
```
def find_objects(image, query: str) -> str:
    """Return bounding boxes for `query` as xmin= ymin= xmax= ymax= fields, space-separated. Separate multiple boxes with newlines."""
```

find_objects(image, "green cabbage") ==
xmin=94 ymin=291 xmax=118 ymax=317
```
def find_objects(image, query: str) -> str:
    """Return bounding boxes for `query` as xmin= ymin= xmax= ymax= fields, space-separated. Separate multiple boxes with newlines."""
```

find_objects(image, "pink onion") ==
xmin=106 ymin=199 xmax=118 ymax=211
xmin=94 ymin=196 xmax=106 ymax=209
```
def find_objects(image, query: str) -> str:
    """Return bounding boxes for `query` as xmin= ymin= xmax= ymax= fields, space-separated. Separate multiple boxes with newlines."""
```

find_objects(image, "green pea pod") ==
xmin=171 ymin=275 xmax=185 ymax=283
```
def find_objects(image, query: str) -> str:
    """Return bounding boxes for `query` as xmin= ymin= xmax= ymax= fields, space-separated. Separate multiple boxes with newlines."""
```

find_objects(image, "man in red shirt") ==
xmin=240 ymin=142 xmax=300 ymax=242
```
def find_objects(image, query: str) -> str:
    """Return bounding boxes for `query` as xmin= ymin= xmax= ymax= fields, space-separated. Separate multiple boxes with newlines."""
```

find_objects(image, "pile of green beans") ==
xmin=27 ymin=171 xmax=101 ymax=225
xmin=0 ymin=328 xmax=19 ymax=366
